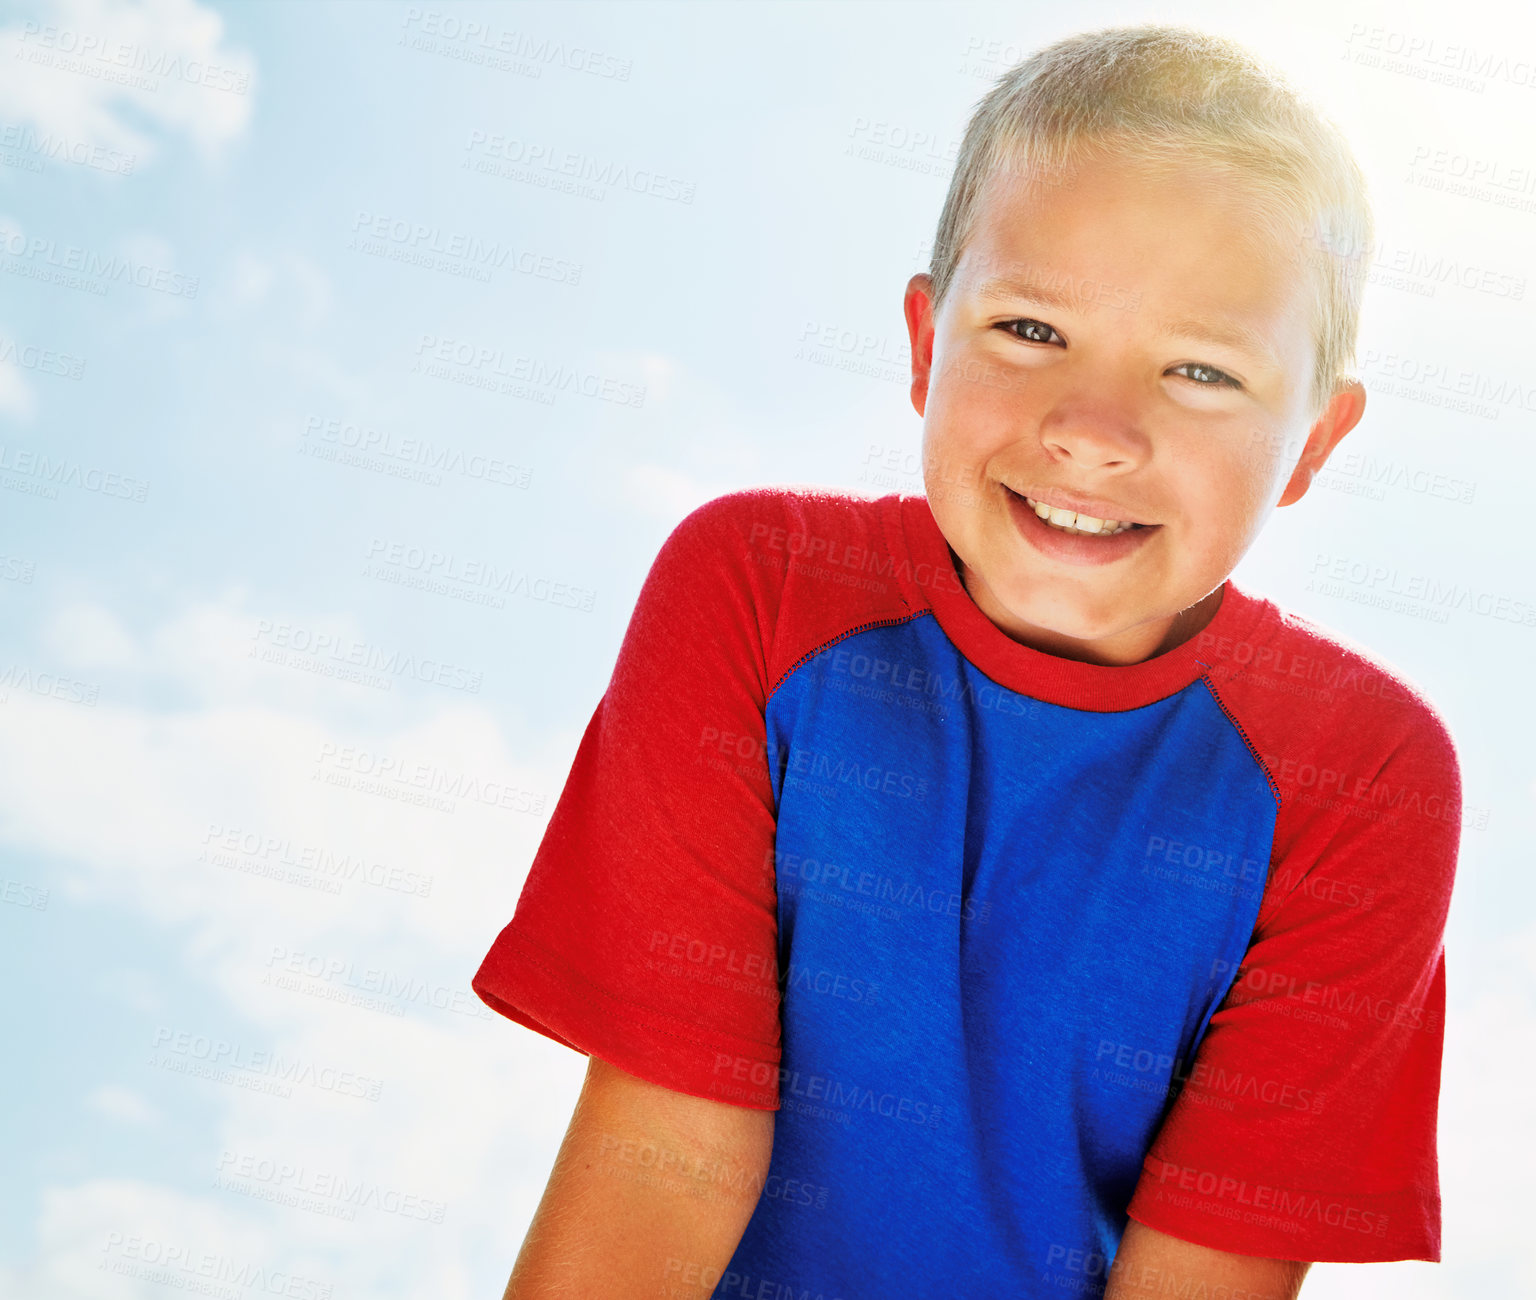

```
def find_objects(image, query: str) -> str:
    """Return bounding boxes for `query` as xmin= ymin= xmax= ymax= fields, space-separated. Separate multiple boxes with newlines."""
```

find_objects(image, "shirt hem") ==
xmin=472 ymin=923 xmax=782 ymax=1110
xmin=1125 ymin=1163 xmax=1440 ymax=1263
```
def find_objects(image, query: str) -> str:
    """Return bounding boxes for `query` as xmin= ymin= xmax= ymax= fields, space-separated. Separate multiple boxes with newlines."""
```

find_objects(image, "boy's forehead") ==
xmin=967 ymin=154 xmax=1291 ymax=269
xmin=950 ymin=162 xmax=1318 ymax=383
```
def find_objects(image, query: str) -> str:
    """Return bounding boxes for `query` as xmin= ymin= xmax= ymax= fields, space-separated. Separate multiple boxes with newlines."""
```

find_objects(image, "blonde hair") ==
xmin=928 ymin=24 xmax=1373 ymax=423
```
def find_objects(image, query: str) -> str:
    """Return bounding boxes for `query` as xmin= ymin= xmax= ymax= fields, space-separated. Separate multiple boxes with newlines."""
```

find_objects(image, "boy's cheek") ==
xmin=937 ymin=352 xmax=1028 ymax=398
xmin=1201 ymin=436 xmax=1292 ymax=507
xmin=1169 ymin=475 xmax=1269 ymax=563
xmin=921 ymin=419 xmax=1005 ymax=478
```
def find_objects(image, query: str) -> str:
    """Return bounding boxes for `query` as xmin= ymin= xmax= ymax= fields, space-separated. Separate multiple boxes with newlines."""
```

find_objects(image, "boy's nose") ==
xmin=1037 ymin=403 xmax=1150 ymax=472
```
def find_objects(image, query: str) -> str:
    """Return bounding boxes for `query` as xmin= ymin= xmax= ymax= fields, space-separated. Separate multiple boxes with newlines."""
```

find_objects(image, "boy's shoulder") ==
xmin=1207 ymin=584 xmax=1455 ymax=745
xmin=1204 ymin=583 xmax=1461 ymax=829
xmin=661 ymin=485 xmax=1459 ymax=777
xmin=672 ymin=481 xmax=895 ymax=553
xmin=662 ymin=484 xmax=919 ymax=683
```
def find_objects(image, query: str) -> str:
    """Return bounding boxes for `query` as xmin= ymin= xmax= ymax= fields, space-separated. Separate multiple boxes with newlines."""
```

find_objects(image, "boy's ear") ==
xmin=1277 ymin=379 xmax=1367 ymax=507
xmin=904 ymin=273 xmax=937 ymax=418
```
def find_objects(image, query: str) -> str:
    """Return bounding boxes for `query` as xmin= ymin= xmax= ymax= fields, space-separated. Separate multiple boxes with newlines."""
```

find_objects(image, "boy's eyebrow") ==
xmin=970 ymin=271 xmax=1285 ymax=375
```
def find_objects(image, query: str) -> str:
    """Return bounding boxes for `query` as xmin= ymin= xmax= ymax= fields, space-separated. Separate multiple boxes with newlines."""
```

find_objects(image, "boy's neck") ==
xmin=950 ymin=546 xmax=1226 ymax=667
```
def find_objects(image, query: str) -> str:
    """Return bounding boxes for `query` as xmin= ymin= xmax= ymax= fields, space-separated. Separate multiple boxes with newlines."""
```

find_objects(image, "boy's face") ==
xmin=903 ymin=152 xmax=1366 ymax=666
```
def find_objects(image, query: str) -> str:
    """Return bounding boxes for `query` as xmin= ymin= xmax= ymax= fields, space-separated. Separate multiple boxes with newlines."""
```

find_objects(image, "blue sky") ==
xmin=1 ymin=0 xmax=1532 ymax=1296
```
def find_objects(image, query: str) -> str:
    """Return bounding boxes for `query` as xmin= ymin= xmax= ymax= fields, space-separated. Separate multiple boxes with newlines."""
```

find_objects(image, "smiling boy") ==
xmin=474 ymin=24 xmax=1460 ymax=1300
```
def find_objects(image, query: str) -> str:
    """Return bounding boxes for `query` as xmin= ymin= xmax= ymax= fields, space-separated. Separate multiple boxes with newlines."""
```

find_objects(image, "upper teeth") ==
xmin=1025 ymin=496 xmax=1137 ymax=535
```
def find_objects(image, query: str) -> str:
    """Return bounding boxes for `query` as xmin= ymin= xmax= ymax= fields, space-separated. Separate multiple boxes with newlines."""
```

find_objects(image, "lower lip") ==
xmin=1004 ymin=488 xmax=1158 ymax=566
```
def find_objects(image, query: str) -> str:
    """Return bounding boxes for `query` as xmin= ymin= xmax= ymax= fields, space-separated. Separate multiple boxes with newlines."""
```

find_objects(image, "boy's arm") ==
xmin=1105 ymin=1220 xmax=1310 ymax=1300
xmin=1122 ymin=675 xmax=1460 ymax=1264
xmin=502 ymin=1054 xmax=774 ymax=1300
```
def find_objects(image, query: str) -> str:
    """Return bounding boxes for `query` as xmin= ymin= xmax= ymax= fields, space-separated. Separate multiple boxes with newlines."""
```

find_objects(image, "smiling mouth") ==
xmin=1011 ymin=490 xmax=1149 ymax=537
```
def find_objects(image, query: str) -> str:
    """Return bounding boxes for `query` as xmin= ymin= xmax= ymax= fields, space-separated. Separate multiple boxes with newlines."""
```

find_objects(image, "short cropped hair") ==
xmin=928 ymin=24 xmax=1373 ymax=424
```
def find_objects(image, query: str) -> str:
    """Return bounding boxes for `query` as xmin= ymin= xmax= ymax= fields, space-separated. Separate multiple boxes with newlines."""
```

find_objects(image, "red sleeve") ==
xmin=1125 ymin=698 xmax=1461 ymax=1262
xmin=471 ymin=493 xmax=783 ymax=1108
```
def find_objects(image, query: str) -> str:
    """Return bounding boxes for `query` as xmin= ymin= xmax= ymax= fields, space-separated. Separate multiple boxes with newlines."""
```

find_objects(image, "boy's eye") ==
xmin=1171 ymin=361 xmax=1242 ymax=389
xmin=998 ymin=319 xmax=1243 ymax=391
xmin=1000 ymin=318 xmax=1062 ymax=345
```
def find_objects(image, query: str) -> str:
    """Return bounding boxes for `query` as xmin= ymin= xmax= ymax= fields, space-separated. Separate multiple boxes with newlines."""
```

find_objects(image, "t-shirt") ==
xmin=472 ymin=486 xmax=1461 ymax=1296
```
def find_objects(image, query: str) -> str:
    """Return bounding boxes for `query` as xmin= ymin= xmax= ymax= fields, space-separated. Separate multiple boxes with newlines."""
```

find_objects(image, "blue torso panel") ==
xmin=715 ymin=612 xmax=1278 ymax=1300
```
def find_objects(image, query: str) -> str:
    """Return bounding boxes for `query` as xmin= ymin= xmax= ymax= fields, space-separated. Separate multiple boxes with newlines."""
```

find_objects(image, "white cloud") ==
xmin=86 ymin=1084 xmax=160 ymax=1125
xmin=93 ymin=964 xmax=167 ymax=1014
xmin=216 ymin=249 xmax=334 ymax=333
xmin=0 ymin=354 xmax=38 ymax=420
xmin=0 ymin=671 xmax=561 ymax=956
xmin=0 ymin=594 xmax=591 ymax=1294
xmin=44 ymin=601 xmax=139 ymax=669
xmin=11 ymin=1178 xmax=287 ymax=1299
xmin=635 ymin=351 xmax=675 ymax=402
xmin=0 ymin=297 xmax=40 ymax=419
xmin=227 ymin=250 xmax=273 ymax=306
xmin=0 ymin=0 xmax=256 ymax=170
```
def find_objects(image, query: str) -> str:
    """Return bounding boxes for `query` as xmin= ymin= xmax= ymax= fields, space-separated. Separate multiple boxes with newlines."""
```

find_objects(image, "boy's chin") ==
xmin=996 ymin=581 xmax=1138 ymax=632
xmin=1000 ymin=597 xmax=1141 ymax=648
xmin=991 ymin=586 xmax=1188 ymax=658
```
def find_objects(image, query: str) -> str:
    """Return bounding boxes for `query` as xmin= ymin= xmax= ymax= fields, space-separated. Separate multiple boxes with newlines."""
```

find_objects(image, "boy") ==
xmin=473 ymin=23 xmax=1460 ymax=1300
